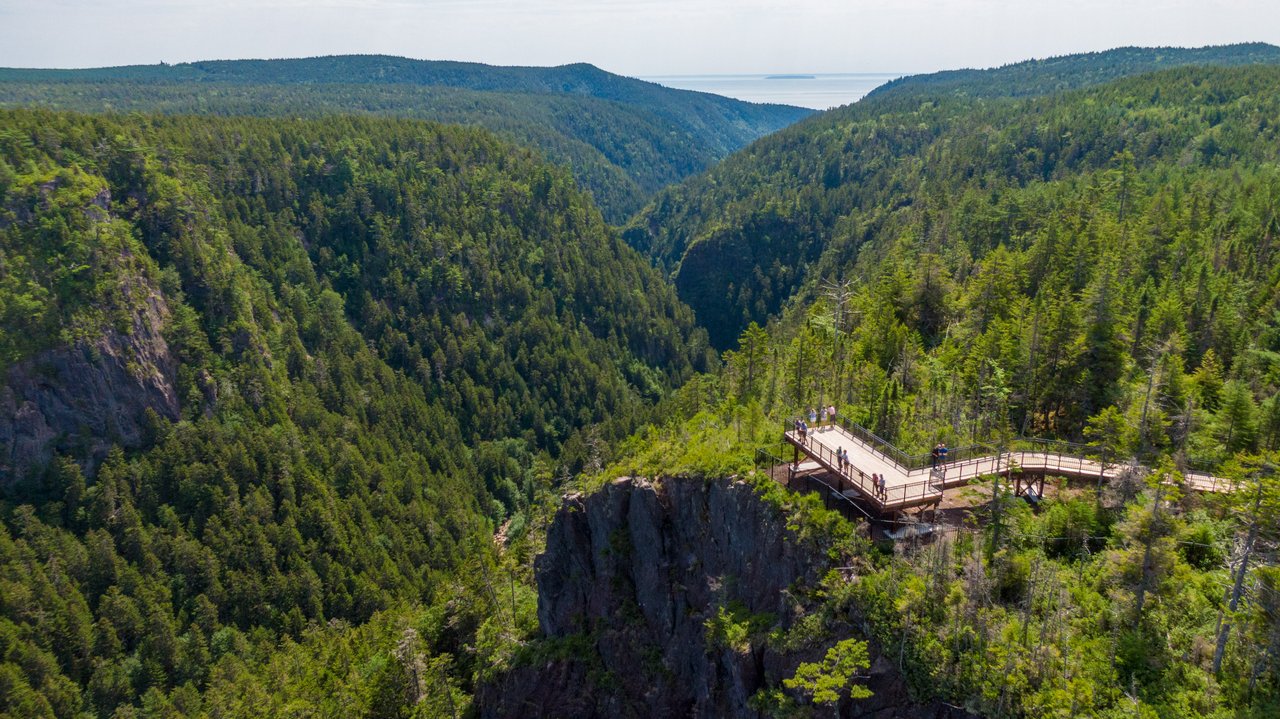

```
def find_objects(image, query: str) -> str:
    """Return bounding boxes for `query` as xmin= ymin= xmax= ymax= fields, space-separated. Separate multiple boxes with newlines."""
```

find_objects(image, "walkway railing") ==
xmin=757 ymin=447 xmax=881 ymax=519
xmin=779 ymin=415 xmax=1234 ymax=511
xmin=791 ymin=416 xmax=1229 ymax=477
xmin=783 ymin=426 xmax=943 ymax=510
xmin=794 ymin=415 xmax=995 ymax=474
xmin=824 ymin=415 xmax=914 ymax=468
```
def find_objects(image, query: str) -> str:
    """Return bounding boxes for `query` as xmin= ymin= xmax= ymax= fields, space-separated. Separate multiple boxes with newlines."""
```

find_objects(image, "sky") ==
xmin=0 ymin=0 xmax=1277 ymax=76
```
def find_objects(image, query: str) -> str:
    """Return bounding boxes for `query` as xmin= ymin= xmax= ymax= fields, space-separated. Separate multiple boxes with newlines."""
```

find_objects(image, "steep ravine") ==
xmin=479 ymin=476 xmax=974 ymax=718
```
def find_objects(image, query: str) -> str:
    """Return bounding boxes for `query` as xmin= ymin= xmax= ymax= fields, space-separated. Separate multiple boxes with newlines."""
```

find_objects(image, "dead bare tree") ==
xmin=1214 ymin=469 xmax=1272 ymax=674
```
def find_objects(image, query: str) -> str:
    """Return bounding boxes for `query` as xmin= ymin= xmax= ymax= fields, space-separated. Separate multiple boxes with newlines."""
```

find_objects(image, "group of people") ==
xmin=868 ymin=472 xmax=887 ymax=499
xmin=793 ymin=417 xmax=810 ymax=443
xmin=806 ymin=405 xmax=838 ymax=426
xmin=791 ymin=405 xmax=916 ymax=502
xmin=795 ymin=405 xmax=839 ymax=445
xmin=834 ymin=443 xmax=888 ymax=501
xmin=930 ymin=442 xmax=950 ymax=468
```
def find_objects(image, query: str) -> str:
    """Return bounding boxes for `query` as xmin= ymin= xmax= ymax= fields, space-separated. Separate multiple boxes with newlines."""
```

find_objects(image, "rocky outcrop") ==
xmin=0 ymin=283 xmax=179 ymax=483
xmin=478 ymin=476 xmax=974 ymax=718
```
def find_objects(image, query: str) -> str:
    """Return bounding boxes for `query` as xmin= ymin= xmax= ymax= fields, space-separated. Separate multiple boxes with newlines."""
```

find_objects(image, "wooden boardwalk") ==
xmin=783 ymin=422 xmax=1235 ymax=513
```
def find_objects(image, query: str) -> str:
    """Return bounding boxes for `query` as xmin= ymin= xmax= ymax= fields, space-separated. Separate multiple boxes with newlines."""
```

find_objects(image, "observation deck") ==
xmin=782 ymin=418 xmax=1234 ymax=513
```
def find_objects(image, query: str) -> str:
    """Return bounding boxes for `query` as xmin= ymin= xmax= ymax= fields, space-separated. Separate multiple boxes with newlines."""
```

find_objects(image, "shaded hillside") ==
xmin=625 ymin=62 xmax=1280 ymax=350
xmin=0 ymin=56 xmax=812 ymax=222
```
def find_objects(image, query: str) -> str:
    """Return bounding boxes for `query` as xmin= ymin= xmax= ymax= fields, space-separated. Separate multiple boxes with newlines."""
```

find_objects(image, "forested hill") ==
xmin=0 ymin=109 xmax=713 ymax=715
xmin=0 ymin=109 xmax=713 ymax=479
xmin=867 ymin=42 xmax=1280 ymax=101
xmin=625 ymin=62 xmax=1280 ymax=350
xmin=0 ymin=55 xmax=813 ymax=222
xmin=581 ymin=52 xmax=1280 ymax=719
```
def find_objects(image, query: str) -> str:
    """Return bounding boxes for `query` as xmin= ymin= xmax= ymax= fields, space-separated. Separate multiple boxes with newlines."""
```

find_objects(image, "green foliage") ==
xmin=1039 ymin=494 xmax=1107 ymax=559
xmin=0 ymin=56 xmax=811 ymax=222
xmin=1086 ymin=406 xmax=1135 ymax=458
xmin=0 ymin=164 xmax=153 ymax=368
xmin=867 ymin=42 xmax=1280 ymax=101
xmin=0 ymin=108 xmax=694 ymax=717
xmin=782 ymin=638 xmax=872 ymax=706
xmin=625 ymin=65 xmax=1280 ymax=469
xmin=629 ymin=63 xmax=1280 ymax=374
xmin=705 ymin=601 xmax=777 ymax=652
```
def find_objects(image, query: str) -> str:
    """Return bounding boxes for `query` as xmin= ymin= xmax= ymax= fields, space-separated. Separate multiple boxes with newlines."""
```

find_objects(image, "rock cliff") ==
xmin=0 ymin=283 xmax=179 ymax=483
xmin=478 ymin=476 xmax=974 ymax=718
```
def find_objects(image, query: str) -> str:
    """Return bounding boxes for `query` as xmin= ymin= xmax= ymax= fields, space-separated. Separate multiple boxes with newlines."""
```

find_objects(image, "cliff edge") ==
xmin=478 ymin=475 xmax=973 ymax=718
xmin=0 ymin=280 xmax=178 ymax=483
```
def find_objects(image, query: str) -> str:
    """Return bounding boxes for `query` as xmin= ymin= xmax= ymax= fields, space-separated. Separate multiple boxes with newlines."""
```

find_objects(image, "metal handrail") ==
xmin=798 ymin=415 xmax=990 ymax=472
xmin=787 ymin=428 xmax=878 ymax=497
xmin=755 ymin=447 xmax=785 ymax=470
xmin=784 ymin=427 xmax=944 ymax=508
xmin=779 ymin=415 xmax=1234 ymax=501
xmin=824 ymin=415 xmax=1219 ymax=470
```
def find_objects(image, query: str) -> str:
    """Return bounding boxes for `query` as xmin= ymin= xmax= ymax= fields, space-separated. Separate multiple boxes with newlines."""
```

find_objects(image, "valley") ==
xmin=3 ymin=42 xmax=1280 ymax=719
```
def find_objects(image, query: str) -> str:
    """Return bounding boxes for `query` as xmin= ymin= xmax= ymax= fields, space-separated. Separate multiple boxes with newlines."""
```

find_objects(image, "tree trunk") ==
xmin=1213 ymin=478 xmax=1264 ymax=674
xmin=1134 ymin=483 xmax=1165 ymax=622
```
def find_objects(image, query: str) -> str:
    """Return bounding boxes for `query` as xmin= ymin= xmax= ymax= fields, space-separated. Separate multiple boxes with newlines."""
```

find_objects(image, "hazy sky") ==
xmin=1 ymin=0 xmax=1277 ymax=75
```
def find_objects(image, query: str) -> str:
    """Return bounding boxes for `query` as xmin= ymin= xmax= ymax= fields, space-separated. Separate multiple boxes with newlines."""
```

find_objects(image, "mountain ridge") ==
xmin=866 ymin=41 xmax=1280 ymax=101
xmin=0 ymin=55 xmax=813 ymax=222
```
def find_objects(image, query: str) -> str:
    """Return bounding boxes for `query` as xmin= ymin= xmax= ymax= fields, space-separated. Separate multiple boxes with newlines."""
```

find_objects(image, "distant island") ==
xmin=764 ymin=74 xmax=816 ymax=80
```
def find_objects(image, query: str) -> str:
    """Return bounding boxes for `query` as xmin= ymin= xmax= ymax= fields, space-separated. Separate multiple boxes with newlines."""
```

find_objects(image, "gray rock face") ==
xmin=479 ymin=476 xmax=973 ymax=719
xmin=0 ymin=286 xmax=179 ymax=483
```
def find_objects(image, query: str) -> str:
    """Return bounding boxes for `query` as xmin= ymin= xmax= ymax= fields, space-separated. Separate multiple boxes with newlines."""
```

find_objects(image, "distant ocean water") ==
xmin=638 ymin=73 xmax=903 ymax=110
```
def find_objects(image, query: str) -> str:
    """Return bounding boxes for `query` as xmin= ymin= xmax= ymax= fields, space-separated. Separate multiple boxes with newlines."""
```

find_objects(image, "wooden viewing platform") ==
xmin=783 ymin=419 xmax=1236 ymax=514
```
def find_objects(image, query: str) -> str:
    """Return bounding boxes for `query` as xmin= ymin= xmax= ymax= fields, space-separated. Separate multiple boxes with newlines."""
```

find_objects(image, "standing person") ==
xmin=808 ymin=407 xmax=818 ymax=425
xmin=819 ymin=406 xmax=828 ymax=425
xmin=931 ymin=443 xmax=940 ymax=469
xmin=939 ymin=442 xmax=949 ymax=464
xmin=879 ymin=474 xmax=887 ymax=500
xmin=828 ymin=405 xmax=836 ymax=423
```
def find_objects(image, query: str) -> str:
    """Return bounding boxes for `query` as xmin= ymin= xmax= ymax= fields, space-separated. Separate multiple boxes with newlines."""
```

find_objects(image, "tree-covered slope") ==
xmin=625 ymin=63 xmax=1280 ymax=350
xmin=0 ymin=109 xmax=710 ymax=717
xmin=867 ymin=42 xmax=1280 ymax=101
xmin=0 ymin=56 xmax=813 ymax=222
